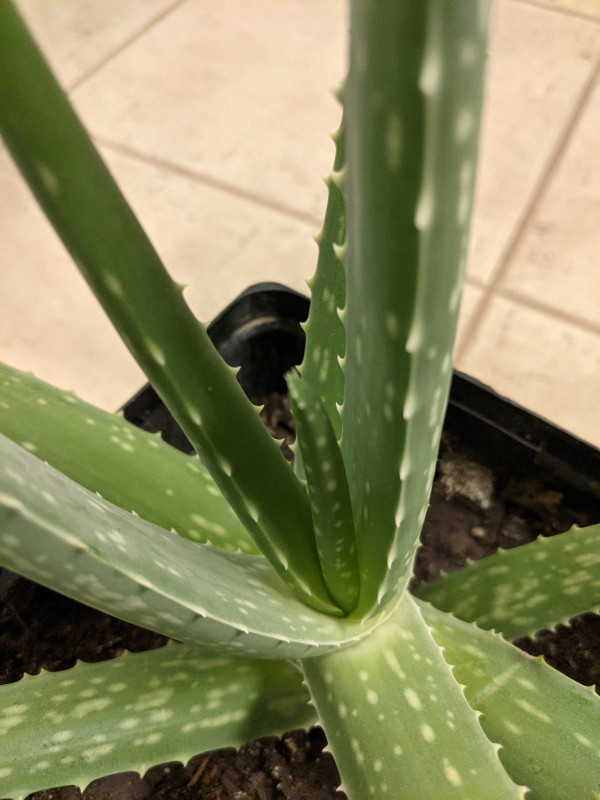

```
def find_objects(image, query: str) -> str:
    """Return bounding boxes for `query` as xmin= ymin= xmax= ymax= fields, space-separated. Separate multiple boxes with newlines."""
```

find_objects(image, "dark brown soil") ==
xmin=1 ymin=393 xmax=598 ymax=800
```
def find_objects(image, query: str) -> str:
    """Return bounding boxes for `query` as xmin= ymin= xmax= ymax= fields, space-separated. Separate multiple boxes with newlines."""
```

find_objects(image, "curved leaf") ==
xmin=0 ymin=435 xmax=389 ymax=659
xmin=0 ymin=0 xmax=338 ymax=617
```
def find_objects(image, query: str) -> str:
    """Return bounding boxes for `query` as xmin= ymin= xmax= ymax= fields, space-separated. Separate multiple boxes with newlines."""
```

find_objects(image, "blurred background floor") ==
xmin=1 ymin=0 xmax=599 ymax=446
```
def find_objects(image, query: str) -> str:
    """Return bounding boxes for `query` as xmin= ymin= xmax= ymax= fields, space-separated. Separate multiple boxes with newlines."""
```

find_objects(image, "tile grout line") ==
xmin=455 ymin=57 xmax=600 ymax=364
xmin=94 ymin=135 xmax=324 ymax=229
xmin=466 ymin=278 xmax=600 ymax=337
xmin=510 ymin=0 xmax=600 ymax=25
xmin=66 ymin=0 xmax=189 ymax=93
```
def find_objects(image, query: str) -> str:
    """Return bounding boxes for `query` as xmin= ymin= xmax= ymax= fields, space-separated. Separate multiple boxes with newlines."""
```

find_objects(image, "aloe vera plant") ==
xmin=0 ymin=1 xmax=599 ymax=797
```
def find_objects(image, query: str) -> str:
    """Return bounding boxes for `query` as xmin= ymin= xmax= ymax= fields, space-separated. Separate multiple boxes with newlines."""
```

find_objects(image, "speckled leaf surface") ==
xmin=299 ymin=113 xmax=346 ymax=449
xmin=0 ymin=643 xmax=314 ymax=800
xmin=416 ymin=524 xmax=600 ymax=639
xmin=421 ymin=599 xmax=600 ymax=799
xmin=0 ymin=362 xmax=258 ymax=553
xmin=0 ymin=434 xmax=387 ymax=659
xmin=302 ymin=593 xmax=525 ymax=799
xmin=0 ymin=0 xmax=338 ymax=617
xmin=287 ymin=372 xmax=359 ymax=614
xmin=341 ymin=1 xmax=491 ymax=617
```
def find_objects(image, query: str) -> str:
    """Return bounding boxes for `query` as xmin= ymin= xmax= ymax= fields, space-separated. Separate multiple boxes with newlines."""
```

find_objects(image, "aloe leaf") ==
xmin=416 ymin=524 xmax=600 ymax=640
xmin=287 ymin=372 xmax=359 ymax=614
xmin=342 ymin=1 xmax=491 ymax=617
xmin=0 ymin=643 xmax=314 ymax=799
xmin=299 ymin=110 xmax=347 ymax=449
xmin=301 ymin=592 xmax=526 ymax=799
xmin=421 ymin=599 xmax=600 ymax=800
xmin=0 ymin=434 xmax=389 ymax=658
xmin=0 ymin=0 xmax=337 ymax=616
xmin=0 ymin=362 xmax=258 ymax=554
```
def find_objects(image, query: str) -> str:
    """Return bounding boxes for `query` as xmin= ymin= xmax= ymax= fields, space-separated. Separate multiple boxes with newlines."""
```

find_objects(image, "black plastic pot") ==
xmin=123 ymin=282 xmax=600 ymax=523
xmin=2 ymin=283 xmax=600 ymax=800
xmin=122 ymin=282 xmax=309 ymax=453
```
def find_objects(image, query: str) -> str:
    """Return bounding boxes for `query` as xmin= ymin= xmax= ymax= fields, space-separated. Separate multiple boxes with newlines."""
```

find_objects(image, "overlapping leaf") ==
xmin=420 ymin=599 xmax=600 ymax=799
xmin=0 ymin=0 xmax=338 ymax=616
xmin=0 ymin=435 xmax=387 ymax=659
xmin=341 ymin=1 xmax=491 ymax=617
xmin=302 ymin=593 xmax=526 ymax=799
xmin=0 ymin=362 xmax=257 ymax=553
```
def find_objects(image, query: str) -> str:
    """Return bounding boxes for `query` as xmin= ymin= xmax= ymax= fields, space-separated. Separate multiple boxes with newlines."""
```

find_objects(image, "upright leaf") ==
xmin=300 ymin=111 xmax=347 ymax=447
xmin=0 ymin=0 xmax=338 ymax=615
xmin=287 ymin=372 xmax=359 ymax=614
xmin=342 ymin=1 xmax=491 ymax=617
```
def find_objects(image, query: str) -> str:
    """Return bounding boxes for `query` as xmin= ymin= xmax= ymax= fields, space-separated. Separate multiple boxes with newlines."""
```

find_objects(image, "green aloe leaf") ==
xmin=0 ymin=0 xmax=338 ymax=617
xmin=342 ymin=0 xmax=491 ymax=617
xmin=287 ymin=372 xmax=359 ymax=614
xmin=416 ymin=524 xmax=600 ymax=640
xmin=421 ymin=599 xmax=600 ymax=800
xmin=0 ymin=434 xmax=387 ymax=658
xmin=0 ymin=643 xmax=314 ymax=799
xmin=302 ymin=593 xmax=526 ymax=799
xmin=0 ymin=362 xmax=258 ymax=553
xmin=299 ymin=110 xmax=347 ymax=449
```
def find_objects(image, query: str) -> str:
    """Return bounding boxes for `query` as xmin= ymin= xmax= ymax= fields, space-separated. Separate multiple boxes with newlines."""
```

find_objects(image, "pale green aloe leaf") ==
xmin=342 ymin=1 xmax=491 ymax=618
xmin=0 ymin=0 xmax=338 ymax=617
xmin=416 ymin=524 xmax=600 ymax=640
xmin=0 ymin=434 xmax=386 ymax=658
xmin=287 ymin=372 xmax=359 ymax=614
xmin=421 ymin=599 xmax=600 ymax=800
xmin=0 ymin=362 xmax=258 ymax=554
xmin=301 ymin=592 xmax=526 ymax=799
xmin=298 ymin=111 xmax=346 ymax=452
xmin=0 ymin=642 xmax=314 ymax=799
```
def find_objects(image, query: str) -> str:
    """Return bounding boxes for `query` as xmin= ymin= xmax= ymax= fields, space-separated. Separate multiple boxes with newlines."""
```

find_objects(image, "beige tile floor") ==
xmin=1 ymin=0 xmax=599 ymax=448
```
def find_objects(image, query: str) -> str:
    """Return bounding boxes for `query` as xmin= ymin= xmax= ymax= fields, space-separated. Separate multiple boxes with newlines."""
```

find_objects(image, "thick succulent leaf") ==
xmin=0 ymin=643 xmax=314 ymax=799
xmin=0 ymin=0 xmax=338 ymax=617
xmin=0 ymin=362 xmax=258 ymax=554
xmin=421 ymin=599 xmax=600 ymax=800
xmin=342 ymin=1 xmax=491 ymax=617
xmin=301 ymin=592 xmax=526 ymax=799
xmin=287 ymin=372 xmax=359 ymax=614
xmin=416 ymin=524 xmax=600 ymax=640
xmin=0 ymin=435 xmax=388 ymax=658
xmin=299 ymin=111 xmax=346 ymax=449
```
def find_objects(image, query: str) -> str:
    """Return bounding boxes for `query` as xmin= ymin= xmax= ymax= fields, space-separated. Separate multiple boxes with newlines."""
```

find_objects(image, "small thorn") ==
xmin=332 ymin=79 xmax=345 ymax=102
xmin=331 ymin=167 xmax=346 ymax=189
xmin=332 ymin=240 xmax=347 ymax=259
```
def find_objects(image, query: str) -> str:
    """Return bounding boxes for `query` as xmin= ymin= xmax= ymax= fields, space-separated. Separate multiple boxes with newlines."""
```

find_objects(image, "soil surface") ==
xmin=1 ymin=393 xmax=598 ymax=800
